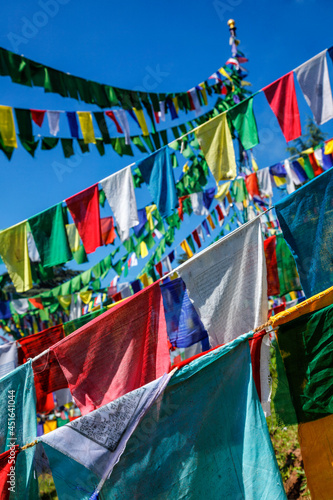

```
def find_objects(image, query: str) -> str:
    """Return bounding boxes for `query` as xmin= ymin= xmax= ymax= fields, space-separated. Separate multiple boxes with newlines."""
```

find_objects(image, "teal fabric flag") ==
xmin=42 ymin=333 xmax=285 ymax=500
xmin=28 ymin=203 xmax=72 ymax=267
xmin=275 ymin=167 xmax=333 ymax=298
xmin=137 ymin=147 xmax=178 ymax=217
xmin=0 ymin=362 xmax=39 ymax=499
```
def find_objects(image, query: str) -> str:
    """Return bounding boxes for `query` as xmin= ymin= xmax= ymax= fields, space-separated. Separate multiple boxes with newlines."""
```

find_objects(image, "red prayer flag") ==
xmin=18 ymin=324 xmax=67 ymax=413
xmin=0 ymin=446 xmax=19 ymax=500
xmin=263 ymin=72 xmax=301 ymax=143
xmin=187 ymin=91 xmax=195 ymax=111
xmin=155 ymin=261 xmax=163 ymax=278
xmin=66 ymin=184 xmax=102 ymax=254
xmin=105 ymin=111 xmax=123 ymax=133
xmin=308 ymin=152 xmax=324 ymax=177
xmin=264 ymin=235 xmax=280 ymax=296
xmin=192 ymin=229 xmax=201 ymax=248
xmin=100 ymin=216 xmax=116 ymax=245
xmin=245 ymin=173 xmax=260 ymax=198
xmin=31 ymin=109 xmax=45 ymax=127
xmin=28 ymin=298 xmax=44 ymax=310
xmin=51 ymin=282 xmax=170 ymax=415
xmin=177 ymin=195 xmax=188 ymax=221
xmin=215 ymin=204 xmax=224 ymax=223
xmin=112 ymin=292 xmax=122 ymax=302
xmin=249 ymin=330 xmax=267 ymax=401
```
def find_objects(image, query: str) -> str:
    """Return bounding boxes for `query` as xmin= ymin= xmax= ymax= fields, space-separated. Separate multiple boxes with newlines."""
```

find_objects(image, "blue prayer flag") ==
xmin=137 ymin=147 xmax=178 ymax=217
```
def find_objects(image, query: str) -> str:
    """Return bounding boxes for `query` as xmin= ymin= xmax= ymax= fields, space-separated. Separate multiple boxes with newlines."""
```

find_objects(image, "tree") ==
xmin=286 ymin=116 xmax=327 ymax=156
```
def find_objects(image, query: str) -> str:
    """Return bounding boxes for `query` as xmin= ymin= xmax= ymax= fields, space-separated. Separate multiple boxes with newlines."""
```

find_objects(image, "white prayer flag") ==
xmin=178 ymin=218 xmax=267 ymax=347
xmin=47 ymin=111 xmax=60 ymax=136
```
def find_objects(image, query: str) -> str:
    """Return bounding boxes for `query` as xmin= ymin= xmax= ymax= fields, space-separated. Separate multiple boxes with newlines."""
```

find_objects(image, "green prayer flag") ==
xmin=93 ymin=112 xmax=111 ymax=144
xmin=302 ymin=155 xmax=315 ymax=180
xmin=142 ymin=136 xmax=154 ymax=153
xmin=18 ymin=135 xmax=39 ymax=157
xmin=60 ymin=138 xmax=74 ymax=158
xmin=132 ymin=136 xmax=147 ymax=153
xmin=0 ymin=135 xmax=14 ymax=160
xmin=42 ymin=137 xmax=59 ymax=150
xmin=276 ymin=234 xmax=302 ymax=296
xmin=77 ymin=139 xmax=90 ymax=154
xmin=73 ymin=245 xmax=88 ymax=264
xmin=151 ymin=132 xmax=161 ymax=150
xmin=92 ymin=262 xmax=102 ymax=279
xmin=81 ymin=269 xmax=92 ymax=286
xmin=160 ymin=130 xmax=168 ymax=146
xmin=28 ymin=203 xmax=72 ymax=267
xmin=228 ymin=97 xmax=259 ymax=150
xmin=71 ymin=274 xmax=81 ymax=292
xmin=186 ymin=235 xmax=196 ymax=254
xmin=95 ymin=139 xmax=105 ymax=156
xmin=231 ymin=178 xmax=248 ymax=203
xmin=144 ymin=232 xmax=155 ymax=250
xmin=91 ymin=278 xmax=101 ymax=291
xmin=14 ymin=109 xmax=33 ymax=140
xmin=60 ymin=280 xmax=72 ymax=296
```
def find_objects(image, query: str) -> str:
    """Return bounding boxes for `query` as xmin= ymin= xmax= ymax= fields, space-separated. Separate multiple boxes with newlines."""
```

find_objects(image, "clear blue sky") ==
xmin=0 ymin=0 xmax=332 ymax=285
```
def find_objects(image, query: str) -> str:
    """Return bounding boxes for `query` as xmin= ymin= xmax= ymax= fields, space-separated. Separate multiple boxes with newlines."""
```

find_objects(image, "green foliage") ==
xmin=286 ymin=116 xmax=328 ymax=155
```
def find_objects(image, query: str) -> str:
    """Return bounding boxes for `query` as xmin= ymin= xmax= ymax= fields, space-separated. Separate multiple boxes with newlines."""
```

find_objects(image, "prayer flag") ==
xmin=228 ymin=96 xmax=259 ymax=150
xmin=137 ymin=147 xmax=178 ymax=218
xmin=28 ymin=203 xmax=72 ymax=267
xmin=100 ymin=166 xmax=139 ymax=242
xmin=195 ymin=113 xmax=236 ymax=182
xmin=0 ymin=446 xmax=20 ymax=500
xmin=31 ymin=109 xmax=45 ymax=127
xmin=275 ymin=168 xmax=333 ymax=297
xmin=0 ymin=222 xmax=32 ymax=293
xmin=41 ymin=373 xmax=173 ymax=498
xmin=66 ymin=184 xmax=102 ymax=254
xmin=0 ymin=342 xmax=18 ymax=378
xmin=66 ymin=111 xmax=79 ymax=138
xmin=47 ymin=110 xmax=60 ymax=136
xmin=160 ymin=277 xmax=208 ymax=348
xmin=51 ymin=283 xmax=170 ymax=415
xmin=178 ymin=218 xmax=267 ymax=347
xmin=245 ymin=172 xmax=260 ymax=198
xmin=0 ymin=106 xmax=17 ymax=148
xmin=263 ymin=72 xmax=301 ymax=142
xmin=264 ymin=235 xmax=280 ymax=296
xmin=295 ymin=50 xmax=333 ymax=125
xmin=77 ymin=111 xmax=96 ymax=143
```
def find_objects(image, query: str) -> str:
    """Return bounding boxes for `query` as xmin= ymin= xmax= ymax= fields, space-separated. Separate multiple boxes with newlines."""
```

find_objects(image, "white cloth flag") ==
xmin=115 ymin=109 xmax=131 ymax=145
xmin=69 ymin=295 xmax=82 ymax=321
xmin=260 ymin=333 xmax=272 ymax=417
xmin=41 ymin=373 xmax=172 ymax=492
xmin=0 ymin=342 xmax=18 ymax=378
xmin=11 ymin=298 xmax=29 ymax=314
xmin=27 ymin=232 xmax=41 ymax=262
xmin=100 ymin=166 xmax=139 ymax=242
xmin=196 ymin=224 xmax=205 ymax=243
xmin=256 ymin=167 xmax=273 ymax=198
xmin=284 ymin=160 xmax=296 ymax=194
xmin=295 ymin=50 xmax=333 ymax=125
xmin=158 ymin=101 xmax=166 ymax=122
xmin=178 ymin=218 xmax=267 ymax=347
xmin=47 ymin=111 xmax=61 ymax=136
xmin=190 ymin=192 xmax=209 ymax=216
xmin=161 ymin=256 xmax=172 ymax=272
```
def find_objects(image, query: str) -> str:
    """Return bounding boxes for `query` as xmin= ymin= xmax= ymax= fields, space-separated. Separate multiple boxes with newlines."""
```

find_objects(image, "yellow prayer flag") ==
xmin=139 ymin=273 xmax=149 ymax=288
xmin=140 ymin=241 xmax=148 ymax=258
xmin=199 ymin=83 xmax=208 ymax=106
xmin=80 ymin=290 xmax=93 ymax=304
xmin=66 ymin=224 xmax=80 ymax=252
xmin=43 ymin=420 xmax=58 ymax=434
xmin=207 ymin=214 xmax=215 ymax=230
xmin=77 ymin=112 xmax=96 ymax=144
xmin=215 ymin=181 xmax=231 ymax=201
xmin=271 ymin=285 xmax=333 ymax=327
xmin=0 ymin=222 xmax=32 ymax=293
xmin=58 ymin=295 xmax=72 ymax=310
xmin=298 ymin=414 xmax=333 ymax=499
xmin=195 ymin=113 xmax=237 ymax=183
xmin=172 ymin=97 xmax=179 ymax=114
xmin=325 ymin=139 xmax=333 ymax=155
xmin=0 ymin=106 xmax=17 ymax=148
xmin=251 ymin=154 xmax=259 ymax=172
xmin=133 ymin=108 xmax=149 ymax=136
xmin=273 ymin=176 xmax=286 ymax=187
xmin=145 ymin=205 xmax=157 ymax=231
xmin=180 ymin=240 xmax=193 ymax=258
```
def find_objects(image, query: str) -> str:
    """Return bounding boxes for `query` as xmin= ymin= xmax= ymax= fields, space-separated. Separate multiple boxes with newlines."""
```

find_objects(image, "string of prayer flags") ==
xmin=77 ymin=111 xmax=96 ymax=143
xmin=41 ymin=373 xmax=173 ymax=499
xmin=74 ymin=336 xmax=284 ymax=499
xmin=51 ymin=282 xmax=170 ymax=415
xmin=195 ymin=113 xmax=236 ymax=182
xmin=28 ymin=203 xmax=72 ymax=267
xmin=275 ymin=168 xmax=333 ymax=298
xmin=160 ymin=277 xmax=208 ymax=348
xmin=66 ymin=184 xmax=102 ymax=254
xmin=0 ymin=362 xmax=39 ymax=498
xmin=263 ymin=72 xmax=301 ymax=142
xmin=137 ymin=147 xmax=178 ymax=217
xmin=178 ymin=218 xmax=267 ymax=347
xmin=275 ymin=303 xmax=333 ymax=498
xmin=0 ymin=222 xmax=32 ymax=293
xmin=100 ymin=166 xmax=139 ymax=242
xmin=0 ymin=105 xmax=17 ymax=148
xmin=295 ymin=50 xmax=333 ymax=125
xmin=228 ymin=96 xmax=259 ymax=150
